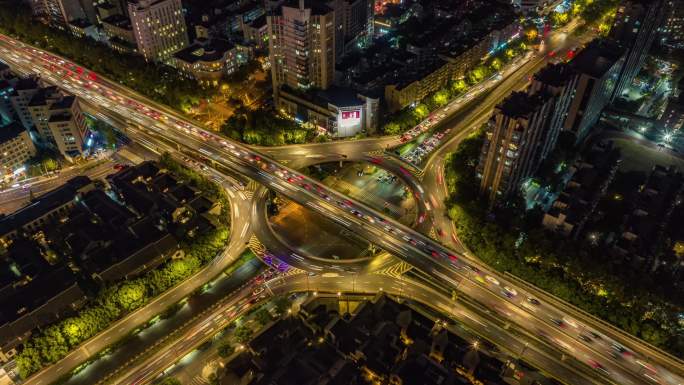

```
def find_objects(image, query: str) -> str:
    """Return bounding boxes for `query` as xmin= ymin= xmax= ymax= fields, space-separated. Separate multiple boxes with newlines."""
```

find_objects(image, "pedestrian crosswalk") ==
xmin=375 ymin=261 xmax=413 ymax=278
xmin=364 ymin=149 xmax=384 ymax=157
xmin=248 ymin=235 xmax=266 ymax=256
xmin=190 ymin=375 xmax=210 ymax=385
xmin=248 ymin=235 xmax=305 ymax=276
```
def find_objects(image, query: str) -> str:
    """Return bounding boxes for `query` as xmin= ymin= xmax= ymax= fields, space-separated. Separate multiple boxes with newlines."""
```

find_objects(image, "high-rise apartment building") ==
xmin=128 ymin=0 xmax=189 ymax=63
xmin=267 ymin=0 xmax=336 ymax=95
xmin=0 ymin=74 xmax=17 ymax=126
xmin=27 ymin=86 xmax=62 ymax=144
xmin=32 ymin=0 xmax=86 ymax=28
xmin=13 ymin=81 xmax=88 ymax=159
xmin=528 ymin=62 xmax=579 ymax=161
xmin=661 ymin=0 xmax=684 ymax=48
xmin=9 ymin=77 xmax=42 ymax=131
xmin=46 ymin=95 xmax=88 ymax=159
xmin=609 ymin=0 xmax=663 ymax=99
xmin=564 ymin=39 xmax=625 ymax=142
xmin=326 ymin=0 xmax=373 ymax=58
xmin=477 ymin=91 xmax=555 ymax=204
xmin=659 ymin=93 xmax=684 ymax=132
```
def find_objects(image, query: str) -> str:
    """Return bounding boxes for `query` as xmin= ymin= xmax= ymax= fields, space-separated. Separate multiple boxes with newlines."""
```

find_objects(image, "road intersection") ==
xmin=0 ymin=25 xmax=682 ymax=385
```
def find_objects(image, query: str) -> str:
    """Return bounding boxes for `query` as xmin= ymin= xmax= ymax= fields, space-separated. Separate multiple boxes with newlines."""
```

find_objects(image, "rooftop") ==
xmin=0 ymin=121 xmax=26 ymax=143
xmin=533 ymin=62 xmax=576 ymax=87
xmin=498 ymin=91 xmax=551 ymax=118
xmin=0 ymin=239 xmax=82 ymax=332
xmin=27 ymin=86 xmax=60 ymax=107
xmin=68 ymin=18 xmax=92 ymax=29
xmin=231 ymin=294 xmax=545 ymax=385
xmin=571 ymin=39 xmax=624 ymax=79
xmin=249 ymin=14 xmax=267 ymax=28
xmin=12 ymin=77 xmax=39 ymax=92
xmin=101 ymin=14 xmax=132 ymax=28
xmin=0 ymin=176 xmax=93 ymax=238
xmin=49 ymin=95 xmax=76 ymax=110
xmin=173 ymin=39 xmax=234 ymax=63
xmin=278 ymin=0 xmax=333 ymax=16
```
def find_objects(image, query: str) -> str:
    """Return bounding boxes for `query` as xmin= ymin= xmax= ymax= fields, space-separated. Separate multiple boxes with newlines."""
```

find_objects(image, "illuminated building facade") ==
xmin=477 ymin=91 xmax=555 ymax=204
xmin=128 ymin=0 xmax=189 ymax=63
xmin=268 ymin=0 xmax=336 ymax=95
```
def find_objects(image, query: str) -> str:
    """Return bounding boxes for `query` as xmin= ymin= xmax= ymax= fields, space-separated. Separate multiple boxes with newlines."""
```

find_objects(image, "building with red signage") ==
xmin=278 ymin=85 xmax=379 ymax=137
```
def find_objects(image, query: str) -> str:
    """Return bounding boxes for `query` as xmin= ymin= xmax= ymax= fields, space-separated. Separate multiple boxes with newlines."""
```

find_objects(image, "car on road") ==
xmin=252 ymin=287 xmax=265 ymax=296
xmin=485 ymin=275 xmax=500 ymax=286
xmin=588 ymin=360 xmax=610 ymax=376
xmin=562 ymin=317 xmax=579 ymax=328
xmin=579 ymin=334 xmax=593 ymax=343
xmin=612 ymin=343 xmax=633 ymax=358
xmin=550 ymin=318 xmax=565 ymax=328
xmin=526 ymin=297 xmax=541 ymax=306
xmin=501 ymin=286 xmax=517 ymax=298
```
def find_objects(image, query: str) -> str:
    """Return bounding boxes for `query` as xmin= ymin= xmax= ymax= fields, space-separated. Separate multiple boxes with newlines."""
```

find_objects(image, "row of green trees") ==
xmin=443 ymin=133 xmax=684 ymax=358
xmin=220 ymin=106 xmax=314 ymax=146
xmin=552 ymin=0 xmax=619 ymax=34
xmin=381 ymin=36 xmax=533 ymax=135
xmin=0 ymin=2 xmax=211 ymax=113
xmin=15 ymin=160 xmax=232 ymax=379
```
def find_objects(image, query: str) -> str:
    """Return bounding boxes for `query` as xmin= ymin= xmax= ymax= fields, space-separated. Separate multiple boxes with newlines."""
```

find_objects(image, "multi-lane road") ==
xmin=0 ymin=149 xmax=256 ymax=384
xmin=0 ymin=158 xmax=114 ymax=215
xmin=1 ymin=26 xmax=682 ymax=385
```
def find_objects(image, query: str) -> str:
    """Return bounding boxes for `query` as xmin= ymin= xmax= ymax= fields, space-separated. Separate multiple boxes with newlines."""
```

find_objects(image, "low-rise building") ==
xmin=101 ymin=14 xmax=137 ymax=54
xmin=0 ymin=176 xmax=95 ymax=244
xmin=173 ymin=39 xmax=252 ymax=86
xmin=384 ymin=58 xmax=451 ymax=113
xmin=613 ymin=165 xmax=683 ymax=265
xmin=51 ymin=188 xmax=179 ymax=283
xmin=67 ymin=18 xmax=100 ymax=41
xmin=0 ymin=239 xmax=86 ymax=353
xmin=278 ymin=85 xmax=379 ymax=137
xmin=341 ymin=3 xmax=519 ymax=113
xmin=0 ymin=122 xmax=37 ymax=178
xmin=543 ymin=142 xmax=621 ymax=237
xmin=223 ymin=293 xmax=551 ymax=385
